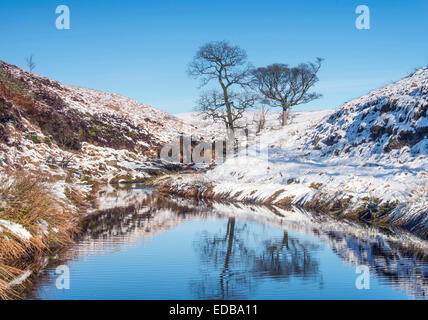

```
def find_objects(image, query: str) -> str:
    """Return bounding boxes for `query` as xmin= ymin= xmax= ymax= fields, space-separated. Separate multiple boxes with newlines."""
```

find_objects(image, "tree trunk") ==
xmin=282 ymin=108 xmax=287 ymax=126
xmin=219 ymin=74 xmax=234 ymax=133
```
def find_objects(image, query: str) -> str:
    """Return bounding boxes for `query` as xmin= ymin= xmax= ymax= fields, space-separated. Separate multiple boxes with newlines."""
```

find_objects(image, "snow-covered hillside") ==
xmin=158 ymin=68 xmax=428 ymax=237
xmin=176 ymin=109 xmax=332 ymax=140
xmin=306 ymin=67 xmax=428 ymax=157
xmin=0 ymin=61 xmax=193 ymax=182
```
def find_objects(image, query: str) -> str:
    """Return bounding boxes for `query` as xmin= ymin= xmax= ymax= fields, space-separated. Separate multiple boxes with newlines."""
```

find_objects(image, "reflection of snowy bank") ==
xmin=93 ymin=184 xmax=153 ymax=211
xmin=210 ymin=201 xmax=428 ymax=299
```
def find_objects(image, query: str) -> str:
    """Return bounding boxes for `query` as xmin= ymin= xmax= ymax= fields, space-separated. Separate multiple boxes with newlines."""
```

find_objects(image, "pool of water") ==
xmin=25 ymin=187 xmax=428 ymax=300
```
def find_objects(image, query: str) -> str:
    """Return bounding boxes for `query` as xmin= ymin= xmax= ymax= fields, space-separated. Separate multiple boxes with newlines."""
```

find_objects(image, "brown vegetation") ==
xmin=0 ymin=62 xmax=162 ymax=155
xmin=0 ymin=171 xmax=78 ymax=299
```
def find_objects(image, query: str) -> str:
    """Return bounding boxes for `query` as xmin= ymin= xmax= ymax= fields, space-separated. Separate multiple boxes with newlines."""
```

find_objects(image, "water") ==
xmin=25 ymin=186 xmax=428 ymax=300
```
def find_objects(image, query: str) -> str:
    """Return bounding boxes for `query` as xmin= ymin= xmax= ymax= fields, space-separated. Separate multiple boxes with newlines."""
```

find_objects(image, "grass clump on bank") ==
xmin=0 ymin=171 xmax=77 ymax=299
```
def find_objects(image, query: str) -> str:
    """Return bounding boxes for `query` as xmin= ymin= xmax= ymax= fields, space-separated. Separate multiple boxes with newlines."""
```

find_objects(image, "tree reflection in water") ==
xmin=192 ymin=218 xmax=322 ymax=299
xmin=255 ymin=231 xmax=320 ymax=280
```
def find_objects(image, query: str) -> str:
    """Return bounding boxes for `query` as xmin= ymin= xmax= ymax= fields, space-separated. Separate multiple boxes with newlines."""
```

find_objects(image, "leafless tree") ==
xmin=252 ymin=104 xmax=270 ymax=134
xmin=252 ymin=58 xmax=323 ymax=126
xmin=188 ymin=41 xmax=256 ymax=133
xmin=26 ymin=54 xmax=36 ymax=72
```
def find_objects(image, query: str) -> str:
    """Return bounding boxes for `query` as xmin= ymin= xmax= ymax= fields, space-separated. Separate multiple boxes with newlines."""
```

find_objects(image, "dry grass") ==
xmin=0 ymin=171 xmax=78 ymax=299
xmin=393 ymin=183 xmax=428 ymax=238
xmin=0 ymin=264 xmax=22 ymax=299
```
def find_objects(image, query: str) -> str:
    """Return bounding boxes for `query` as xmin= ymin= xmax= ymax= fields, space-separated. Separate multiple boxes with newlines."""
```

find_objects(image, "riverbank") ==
xmin=153 ymin=171 xmax=428 ymax=239
xmin=0 ymin=171 xmax=93 ymax=299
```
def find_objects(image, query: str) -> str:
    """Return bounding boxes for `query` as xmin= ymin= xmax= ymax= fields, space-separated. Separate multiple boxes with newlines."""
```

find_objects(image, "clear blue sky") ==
xmin=0 ymin=0 xmax=427 ymax=114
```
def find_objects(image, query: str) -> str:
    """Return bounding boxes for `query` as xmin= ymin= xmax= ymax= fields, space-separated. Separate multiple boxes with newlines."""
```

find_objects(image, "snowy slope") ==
xmin=0 ymin=61 xmax=193 ymax=151
xmin=162 ymin=68 xmax=428 ymax=236
xmin=0 ymin=61 xmax=194 ymax=182
xmin=306 ymin=67 xmax=428 ymax=158
xmin=176 ymin=109 xmax=332 ymax=140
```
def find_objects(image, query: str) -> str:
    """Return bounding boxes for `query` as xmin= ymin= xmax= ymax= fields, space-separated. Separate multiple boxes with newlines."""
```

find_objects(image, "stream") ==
xmin=23 ymin=185 xmax=428 ymax=300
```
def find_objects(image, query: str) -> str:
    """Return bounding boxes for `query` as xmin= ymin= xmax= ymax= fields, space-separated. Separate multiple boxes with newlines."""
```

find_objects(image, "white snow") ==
xmin=0 ymin=219 xmax=32 ymax=241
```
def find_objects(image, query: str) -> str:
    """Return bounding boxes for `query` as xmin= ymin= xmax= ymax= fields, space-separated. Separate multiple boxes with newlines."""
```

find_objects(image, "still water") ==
xmin=26 ymin=186 xmax=427 ymax=300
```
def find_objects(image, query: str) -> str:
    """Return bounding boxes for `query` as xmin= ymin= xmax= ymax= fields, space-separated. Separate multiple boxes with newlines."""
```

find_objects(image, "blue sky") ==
xmin=0 ymin=0 xmax=427 ymax=114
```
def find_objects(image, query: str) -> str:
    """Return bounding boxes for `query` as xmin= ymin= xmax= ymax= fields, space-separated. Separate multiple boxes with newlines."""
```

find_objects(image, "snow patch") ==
xmin=0 ymin=219 xmax=32 ymax=241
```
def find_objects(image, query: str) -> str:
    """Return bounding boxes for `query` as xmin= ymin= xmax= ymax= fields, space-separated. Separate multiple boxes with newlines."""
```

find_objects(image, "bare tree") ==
xmin=26 ymin=54 xmax=36 ymax=72
xmin=188 ymin=41 xmax=256 ymax=132
xmin=252 ymin=104 xmax=270 ymax=134
xmin=252 ymin=58 xmax=323 ymax=126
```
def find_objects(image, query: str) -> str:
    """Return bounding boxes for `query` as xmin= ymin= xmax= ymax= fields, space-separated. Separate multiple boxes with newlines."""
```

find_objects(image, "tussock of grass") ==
xmin=0 ymin=171 xmax=78 ymax=299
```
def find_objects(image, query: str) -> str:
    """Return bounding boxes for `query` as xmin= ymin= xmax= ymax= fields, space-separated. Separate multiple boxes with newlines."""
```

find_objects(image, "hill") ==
xmin=307 ymin=67 xmax=428 ymax=157
xmin=0 ymin=61 xmax=193 ymax=182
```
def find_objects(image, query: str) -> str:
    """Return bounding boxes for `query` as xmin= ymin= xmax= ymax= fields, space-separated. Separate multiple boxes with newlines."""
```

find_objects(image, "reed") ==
xmin=0 ymin=171 xmax=78 ymax=299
